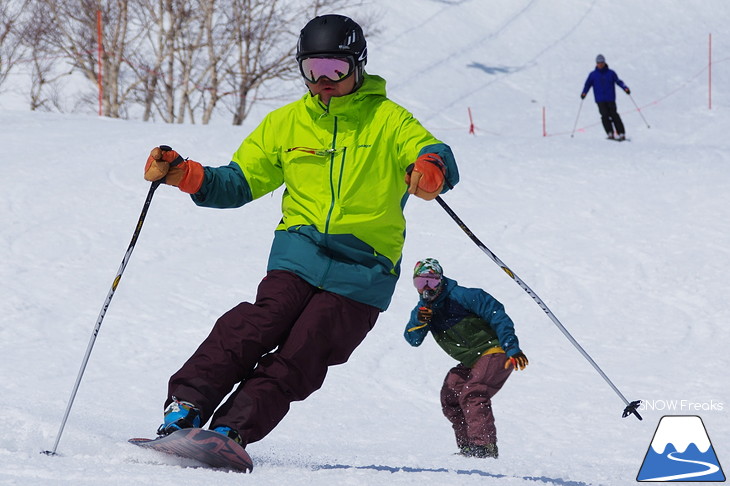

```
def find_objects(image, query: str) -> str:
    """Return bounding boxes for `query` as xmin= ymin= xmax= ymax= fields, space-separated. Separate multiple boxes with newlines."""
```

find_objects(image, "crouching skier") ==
xmin=404 ymin=259 xmax=528 ymax=458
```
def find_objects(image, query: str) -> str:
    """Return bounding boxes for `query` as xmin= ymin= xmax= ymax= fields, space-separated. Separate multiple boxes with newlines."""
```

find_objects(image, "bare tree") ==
xmin=219 ymin=0 xmax=360 ymax=125
xmin=0 ymin=0 xmax=29 ymax=92
xmin=20 ymin=2 xmax=72 ymax=111
xmin=219 ymin=0 xmax=290 ymax=125
xmin=197 ymin=0 xmax=229 ymax=124
xmin=129 ymin=0 xmax=209 ymax=123
xmin=35 ymin=0 xmax=143 ymax=117
xmin=13 ymin=0 xmax=372 ymax=124
xmin=129 ymin=0 xmax=358 ymax=125
xmin=124 ymin=0 xmax=168 ymax=121
xmin=138 ymin=0 xmax=367 ymax=125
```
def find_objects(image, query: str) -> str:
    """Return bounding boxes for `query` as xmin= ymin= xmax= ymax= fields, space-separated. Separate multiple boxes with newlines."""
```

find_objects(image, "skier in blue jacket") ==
xmin=404 ymin=259 xmax=528 ymax=459
xmin=581 ymin=54 xmax=631 ymax=141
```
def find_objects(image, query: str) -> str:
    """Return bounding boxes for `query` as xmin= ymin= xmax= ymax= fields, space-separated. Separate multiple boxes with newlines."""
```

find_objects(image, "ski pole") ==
xmin=628 ymin=93 xmax=650 ymax=129
xmin=570 ymin=98 xmax=584 ymax=138
xmin=434 ymin=195 xmax=642 ymax=421
xmin=43 ymin=180 xmax=162 ymax=456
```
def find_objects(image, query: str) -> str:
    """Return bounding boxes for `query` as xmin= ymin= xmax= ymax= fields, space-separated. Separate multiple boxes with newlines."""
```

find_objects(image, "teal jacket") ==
xmin=404 ymin=277 xmax=521 ymax=367
xmin=190 ymin=74 xmax=459 ymax=310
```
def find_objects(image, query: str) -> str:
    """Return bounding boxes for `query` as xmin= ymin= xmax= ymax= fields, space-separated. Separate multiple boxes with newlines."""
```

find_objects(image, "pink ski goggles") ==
xmin=299 ymin=56 xmax=354 ymax=83
xmin=413 ymin=275 xmax=441 ymax=291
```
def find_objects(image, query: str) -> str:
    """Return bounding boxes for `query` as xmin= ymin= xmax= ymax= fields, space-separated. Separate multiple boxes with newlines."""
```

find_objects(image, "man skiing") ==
xmin=404 ymin=259 xmax=527 ymax=458
xmin=142 ymin=14 xmax=459 ymax=450
xmin=581 ymin=54 xmax=631 ymax=141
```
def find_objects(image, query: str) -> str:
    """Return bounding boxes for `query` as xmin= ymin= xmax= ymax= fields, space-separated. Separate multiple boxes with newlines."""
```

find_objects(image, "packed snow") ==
xmin=1 ymin=0 xmax=728 ymax=484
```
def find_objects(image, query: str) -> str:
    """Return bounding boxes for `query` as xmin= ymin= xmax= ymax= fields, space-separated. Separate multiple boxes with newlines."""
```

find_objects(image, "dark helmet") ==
xmin=297 ymin=14 xmax=367 ymax=88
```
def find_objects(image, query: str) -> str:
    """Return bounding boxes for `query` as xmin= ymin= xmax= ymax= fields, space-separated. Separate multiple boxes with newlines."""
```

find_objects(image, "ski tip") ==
xmin=129 ymin=437 xmax=155 ymax=443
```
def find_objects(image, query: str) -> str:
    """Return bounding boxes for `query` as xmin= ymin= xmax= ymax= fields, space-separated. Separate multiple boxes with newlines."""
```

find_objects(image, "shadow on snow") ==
xmin=313 ymin=463 xmax=591 ymax=486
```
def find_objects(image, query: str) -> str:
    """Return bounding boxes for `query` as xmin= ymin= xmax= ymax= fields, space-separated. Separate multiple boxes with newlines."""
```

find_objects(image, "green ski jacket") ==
xmin=190 ymin=74 xmax=459 ymax=310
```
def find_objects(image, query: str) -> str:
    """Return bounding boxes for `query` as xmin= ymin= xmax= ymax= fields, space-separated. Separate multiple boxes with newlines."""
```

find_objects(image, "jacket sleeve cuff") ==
xmin=177 ymin=160 xmax=205 ymax=194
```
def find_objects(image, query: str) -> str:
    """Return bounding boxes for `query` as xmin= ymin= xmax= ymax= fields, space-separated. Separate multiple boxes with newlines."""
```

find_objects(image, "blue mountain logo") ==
xmin=637 ymin=415 xmax=725 ymax=482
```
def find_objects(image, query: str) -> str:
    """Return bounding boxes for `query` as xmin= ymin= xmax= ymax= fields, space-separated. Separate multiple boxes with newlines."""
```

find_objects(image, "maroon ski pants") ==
xmin=440 ymin=353 xmax=512 ymax=447
xmin=165 ymin=270 xmax=379 ymax=446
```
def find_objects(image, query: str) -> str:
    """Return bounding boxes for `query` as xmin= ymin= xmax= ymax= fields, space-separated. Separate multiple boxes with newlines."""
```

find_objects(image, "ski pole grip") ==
xmin=159 ymin=145 xmax=185 ymax=167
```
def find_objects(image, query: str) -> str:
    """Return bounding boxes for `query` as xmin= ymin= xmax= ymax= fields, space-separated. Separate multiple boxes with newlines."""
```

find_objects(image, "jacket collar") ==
xmin=303 ymin=73 xmax=387 ymax=117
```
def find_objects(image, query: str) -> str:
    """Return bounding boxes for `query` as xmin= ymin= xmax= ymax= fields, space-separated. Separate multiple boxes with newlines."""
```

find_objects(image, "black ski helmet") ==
xmin=297 ymin=14 xmax=367 ymax=89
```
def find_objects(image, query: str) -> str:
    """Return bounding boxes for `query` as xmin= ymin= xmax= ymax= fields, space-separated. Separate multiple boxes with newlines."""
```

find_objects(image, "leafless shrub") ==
xmin=13 ymin=0 xmax=371 ymax=124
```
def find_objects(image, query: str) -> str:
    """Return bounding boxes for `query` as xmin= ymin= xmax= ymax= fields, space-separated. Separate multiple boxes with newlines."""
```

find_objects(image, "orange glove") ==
xmin=504 ymin=351 xmax=529 ymax=371
xmin=144 ymin=145 xmax=204 ymax=194
xmin=404 ymin=153 xmax=445 ymax=201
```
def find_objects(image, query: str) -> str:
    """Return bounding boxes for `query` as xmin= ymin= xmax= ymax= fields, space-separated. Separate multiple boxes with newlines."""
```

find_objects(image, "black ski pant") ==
xmin=165 ymin=270 xmax=379 ymax=446
xmin=597 ymin=101 xmax=625 ymax=136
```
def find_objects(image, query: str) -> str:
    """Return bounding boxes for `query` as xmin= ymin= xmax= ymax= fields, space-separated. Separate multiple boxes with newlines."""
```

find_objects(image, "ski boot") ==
xmin=212 ymin=425 xmax=243 ymax=445
xmin=459 ymin=443 xmax=498 ymax=459
xmin=157 ymin=396 xmax=201 ymax=436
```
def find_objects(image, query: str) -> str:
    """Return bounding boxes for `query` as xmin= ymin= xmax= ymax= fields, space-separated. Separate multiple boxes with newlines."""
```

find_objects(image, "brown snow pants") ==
xmin=165 ymin=270 xmax=379 ymax=446
xmin=440 ymin=353 xmax=512 ymax=447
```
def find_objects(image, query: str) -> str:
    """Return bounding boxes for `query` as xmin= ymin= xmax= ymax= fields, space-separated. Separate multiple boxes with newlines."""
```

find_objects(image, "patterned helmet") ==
xmin=413 ymin=258 xmax=443 ymax=278
xmin=413 ymin=258 xmax=443 ymax=302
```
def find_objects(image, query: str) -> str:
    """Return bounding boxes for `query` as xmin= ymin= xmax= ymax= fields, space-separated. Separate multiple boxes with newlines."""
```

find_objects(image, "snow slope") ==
xmin=1 ymin=0 xmax=729 ymax=484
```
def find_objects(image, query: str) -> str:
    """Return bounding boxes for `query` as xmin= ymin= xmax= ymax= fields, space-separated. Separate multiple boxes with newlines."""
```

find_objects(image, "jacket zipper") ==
xmin=319 ymin=115 xmax=339 ymax=286
xmin=324 ymin=115 xmax=338 ymax=235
